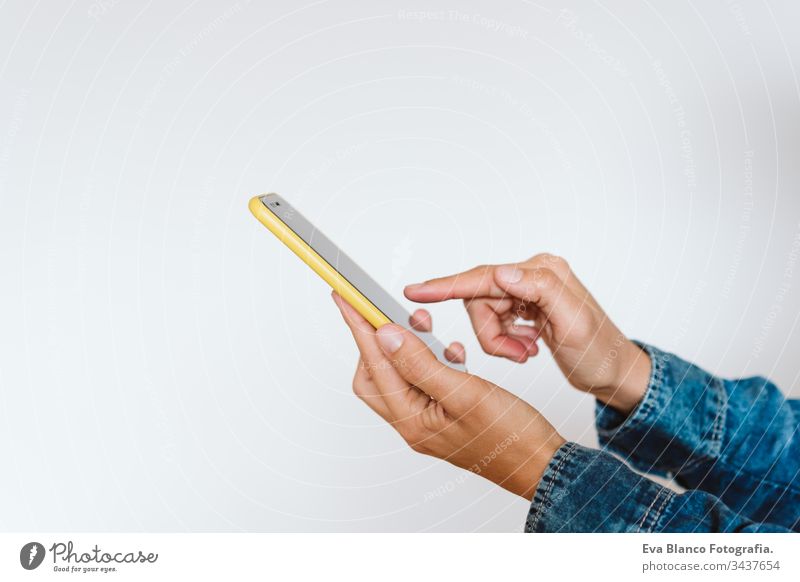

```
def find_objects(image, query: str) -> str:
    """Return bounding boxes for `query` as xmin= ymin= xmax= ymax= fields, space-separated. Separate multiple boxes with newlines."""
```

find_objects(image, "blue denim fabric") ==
xmin=525 ymin=343 xmax=799 ymax=533
xmin=525 ymin=443 xmax=791 ymax=532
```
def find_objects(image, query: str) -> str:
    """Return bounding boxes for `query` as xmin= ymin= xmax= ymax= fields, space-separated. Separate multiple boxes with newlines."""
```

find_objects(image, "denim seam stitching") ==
xmin=529 ymin=442 xmax=576 ymax=532
xmin=597 ymin=344 xmax=666 ymax=441
xmin=530 ymin=443 xmax=572 ymax=531
xmin=637 ymin=486 xmax=664 ymax=532
xmin=649 ymin=489 xmax=675 ymax=533
xmin=681 ymin=377 xmax=727 ymax=473
xmin=637 ymin=486 xmax=673 ymax=533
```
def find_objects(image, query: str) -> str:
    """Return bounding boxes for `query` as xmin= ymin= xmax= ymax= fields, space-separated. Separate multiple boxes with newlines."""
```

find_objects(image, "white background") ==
xmin=1 ymin=0 xmax=799 ymax=532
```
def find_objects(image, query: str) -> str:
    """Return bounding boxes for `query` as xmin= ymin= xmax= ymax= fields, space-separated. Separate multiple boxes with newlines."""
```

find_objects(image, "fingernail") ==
xmin=376 ymin=324 xmax=404 ymax=353
xmin=496 ymin=265 xmax=522 ymax=283
xmin=404 ymin=283 xmax=425 ymax=293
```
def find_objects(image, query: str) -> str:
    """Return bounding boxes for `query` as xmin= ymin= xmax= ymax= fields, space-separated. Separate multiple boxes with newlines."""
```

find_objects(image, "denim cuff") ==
xmin=595 ymin=342 xmax=667 ymax=442
xmin=524 ymin=441 xmax=796 ymax=532
xmin=525 ymin=441 xmax=674 ymax=532
xmin=594 ymin=341 xmax=726 ymax=478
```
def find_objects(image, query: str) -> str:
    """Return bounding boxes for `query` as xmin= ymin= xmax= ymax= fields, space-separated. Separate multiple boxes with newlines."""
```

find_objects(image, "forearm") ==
xmin=594 ymin=343 xmax=800 ymax=528
xmin=525 ymin=442 xmax=796 ymax=533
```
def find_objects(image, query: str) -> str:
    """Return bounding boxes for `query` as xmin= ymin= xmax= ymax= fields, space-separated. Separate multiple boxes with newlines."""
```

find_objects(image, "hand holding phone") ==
xmin=333 ymin=291 xmax=564 ymax=501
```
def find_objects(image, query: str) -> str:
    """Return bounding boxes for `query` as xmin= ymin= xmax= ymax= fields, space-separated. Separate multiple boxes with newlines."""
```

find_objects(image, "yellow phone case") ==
xmin=248 ymin=195 xmax=391 ymax=329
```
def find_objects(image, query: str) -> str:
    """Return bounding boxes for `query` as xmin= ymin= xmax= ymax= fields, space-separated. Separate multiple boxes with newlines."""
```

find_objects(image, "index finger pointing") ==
xmin=404 ymin=265 xmax=506 ymax=303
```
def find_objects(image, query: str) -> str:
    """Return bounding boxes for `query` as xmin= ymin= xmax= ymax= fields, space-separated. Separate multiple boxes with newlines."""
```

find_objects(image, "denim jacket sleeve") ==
xmin=593 ymin=342 xmax=800 ymax=530
xmin=524 ymin=442 xmax=795 ymax=532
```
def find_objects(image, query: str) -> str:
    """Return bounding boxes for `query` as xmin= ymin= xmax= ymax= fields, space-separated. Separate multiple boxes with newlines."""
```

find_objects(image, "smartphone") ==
xmin=249 ymin=193 xmax=465 ymax=371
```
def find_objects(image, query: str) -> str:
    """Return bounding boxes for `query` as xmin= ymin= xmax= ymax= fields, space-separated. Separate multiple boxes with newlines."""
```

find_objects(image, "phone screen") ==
xmin=257 ymin=194 xmax=464 ymax=371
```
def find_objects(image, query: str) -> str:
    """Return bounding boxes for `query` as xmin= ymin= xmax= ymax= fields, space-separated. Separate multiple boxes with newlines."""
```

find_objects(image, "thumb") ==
xmin=493 ymin=265 xmax=586 ymax=335
xmin=375 ymin=324 xmax=481 ymax=414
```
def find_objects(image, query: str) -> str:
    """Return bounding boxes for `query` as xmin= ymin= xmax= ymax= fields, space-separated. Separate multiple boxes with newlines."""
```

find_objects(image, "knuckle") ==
xmin=528 ymin=252 xmax=552 ymax=264
xmin=533 ymin=267 xmax=558 ymax=290
xmin=530 ymin=253 xmax=570 ymax=275
xmin=550 ymin=255 xmax=569 ymax=272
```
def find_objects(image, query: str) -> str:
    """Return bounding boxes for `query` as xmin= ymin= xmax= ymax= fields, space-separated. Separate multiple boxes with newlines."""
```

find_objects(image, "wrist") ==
xmin=503 ymin=433 xmax=566 ymax=501
xmin=597 ymin=340 xmax=651 ymax=415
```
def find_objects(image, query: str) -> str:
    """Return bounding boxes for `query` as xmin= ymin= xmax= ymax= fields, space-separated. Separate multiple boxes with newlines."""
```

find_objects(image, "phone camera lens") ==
xmin=274 ymin=201 xmax=281 ymax=206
